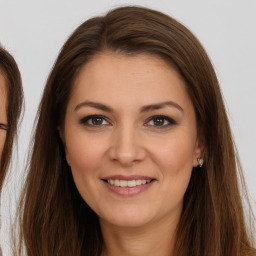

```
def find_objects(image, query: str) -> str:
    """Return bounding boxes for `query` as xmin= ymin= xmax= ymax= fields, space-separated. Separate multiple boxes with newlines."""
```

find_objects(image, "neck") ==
xmin=100 ymin=215 xmax=179 ymax=256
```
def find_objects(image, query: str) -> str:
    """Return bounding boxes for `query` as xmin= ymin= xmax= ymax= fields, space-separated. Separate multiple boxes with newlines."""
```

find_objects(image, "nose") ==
xmin=108 ymin=125 xmax=146 ymax=167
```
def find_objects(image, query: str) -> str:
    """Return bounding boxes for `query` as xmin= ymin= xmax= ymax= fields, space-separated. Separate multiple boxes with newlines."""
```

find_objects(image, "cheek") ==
xmin=65 ymin=128 xmax=107 ymax=174
xmin=148 ymin=133 xmax=196 ymax=201
xmin=64 ymin=128 xmax=109 ymax=208
xmin=150 ymin=134 xmax=196 ymax=174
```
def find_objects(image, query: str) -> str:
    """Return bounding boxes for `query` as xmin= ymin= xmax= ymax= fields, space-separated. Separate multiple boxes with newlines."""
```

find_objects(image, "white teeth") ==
xmin=107 ymin=179 xmax=151 ymax=187
xmin=119 ymin=180 xmax=127 ymax=187
xmin=128 ymin=180 xmax=136 ymax=187
xmin=136 ymin=180 xmax=142 ymax=185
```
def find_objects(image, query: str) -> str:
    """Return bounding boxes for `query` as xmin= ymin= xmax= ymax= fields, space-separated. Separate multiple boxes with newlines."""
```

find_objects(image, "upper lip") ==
xmin=102 ymin=175 xmax=156 ymax=181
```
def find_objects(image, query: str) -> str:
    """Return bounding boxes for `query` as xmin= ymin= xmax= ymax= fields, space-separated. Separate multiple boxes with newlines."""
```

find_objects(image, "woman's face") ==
xmin=0 ymin=74 xmax=8 ymax=161
xmin=63 ymin=52 xmax=203 ymax=229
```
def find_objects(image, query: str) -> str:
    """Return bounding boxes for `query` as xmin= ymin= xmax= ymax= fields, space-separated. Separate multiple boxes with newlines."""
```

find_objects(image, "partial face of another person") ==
xmin=0 ymin=74 xmax=8 ymax=161
xmin=63 ymin=52 xmax=203 ymax=229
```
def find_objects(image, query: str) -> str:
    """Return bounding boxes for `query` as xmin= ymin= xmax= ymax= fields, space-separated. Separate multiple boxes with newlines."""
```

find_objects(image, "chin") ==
xmin=98 ymin=209 xmax=155 ymax=229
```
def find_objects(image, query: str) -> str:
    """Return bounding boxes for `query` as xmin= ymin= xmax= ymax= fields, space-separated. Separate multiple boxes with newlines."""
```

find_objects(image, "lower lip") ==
xmin=103 ymin=181 xmax=155 ymax=196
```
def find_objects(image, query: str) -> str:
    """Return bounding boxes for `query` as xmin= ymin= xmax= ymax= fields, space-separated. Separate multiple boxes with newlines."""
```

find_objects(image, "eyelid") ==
xmin=0 ymin=123 xmax=9 ymax=131
xmin=144 ymin=115 xmax=177 ymax=127
xmin=79 ymin=115 xmax=111 ymax=126
xmin=79 ymin=114 xmax=176 ymax=128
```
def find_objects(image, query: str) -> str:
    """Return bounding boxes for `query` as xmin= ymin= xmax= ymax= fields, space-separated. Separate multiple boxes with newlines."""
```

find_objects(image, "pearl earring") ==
xmin=197 ymin=158 xmax=204 ymax=167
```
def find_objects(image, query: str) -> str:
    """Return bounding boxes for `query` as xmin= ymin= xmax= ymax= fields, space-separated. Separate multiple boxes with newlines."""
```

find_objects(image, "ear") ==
xmin=57 ymin=126 xmax=71 ymax=166
xmin=192 ymin=136 xmax=205 ymax=167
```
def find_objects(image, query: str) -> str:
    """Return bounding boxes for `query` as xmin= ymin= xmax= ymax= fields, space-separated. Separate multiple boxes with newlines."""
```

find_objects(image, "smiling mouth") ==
xmin=102 ymin=179 xmax=155 ymax=188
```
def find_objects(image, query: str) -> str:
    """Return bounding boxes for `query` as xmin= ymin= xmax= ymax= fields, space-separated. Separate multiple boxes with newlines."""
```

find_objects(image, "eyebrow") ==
xmin=0 ymin=123 xmax=9 ymax=131
xmin=74 ymin=101 xmax=113 ymax=112
xmin=74 ymin=100 xmax=184 ymax=113
xmin=140 ymin=101 xmax=184 ymax=113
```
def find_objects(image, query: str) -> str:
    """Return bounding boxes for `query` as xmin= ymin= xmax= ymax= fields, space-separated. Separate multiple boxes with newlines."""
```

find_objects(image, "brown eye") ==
xmin=79 ymin=115 xmax=110 ymax=126
xmin=91 ymin=117 xmax=104 ymax=125
xmin=145 ymin=115 xmax=177 ymax=128
xmin=152 ymin=117 xmax=165 ymax=126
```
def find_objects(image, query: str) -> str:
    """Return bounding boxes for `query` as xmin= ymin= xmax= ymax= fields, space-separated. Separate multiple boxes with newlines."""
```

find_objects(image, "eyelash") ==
xmin=79 ymin=115 xmax=111 ymax=126
xmin=144 ymin=115 xmax=177 ymax=128
xmin=79 ymin=115 xmax=177 ymax=128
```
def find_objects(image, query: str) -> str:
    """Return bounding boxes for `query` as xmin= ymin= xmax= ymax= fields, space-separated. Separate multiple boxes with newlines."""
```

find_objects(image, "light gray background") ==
xmin=0 ymin=0 xmax=255 ymax=254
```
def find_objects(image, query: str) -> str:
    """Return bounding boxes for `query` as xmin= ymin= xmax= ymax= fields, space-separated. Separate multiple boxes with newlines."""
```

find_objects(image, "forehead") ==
xmin=70 ymin=52 xmax=190 ymax=105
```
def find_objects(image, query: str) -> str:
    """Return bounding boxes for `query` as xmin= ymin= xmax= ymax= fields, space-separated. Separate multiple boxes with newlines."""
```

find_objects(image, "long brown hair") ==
xmin=0 ymin=46 xmax=23 ymax=193
xmin=17 ymin=6 xmax=255 ymax=256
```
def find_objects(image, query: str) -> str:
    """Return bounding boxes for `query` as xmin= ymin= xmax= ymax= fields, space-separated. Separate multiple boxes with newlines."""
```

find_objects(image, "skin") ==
xmin=0 ymin=74 xmax=7 ymax=162
xmin=63 ymin=52 xmax=203 ymax=256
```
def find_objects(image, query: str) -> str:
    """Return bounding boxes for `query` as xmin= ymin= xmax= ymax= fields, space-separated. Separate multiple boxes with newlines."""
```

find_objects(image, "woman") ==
xmin=18 ymin=6 xmax=255 ymax=256
xmin=0 ymin=47 xmax=23 ymax=255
